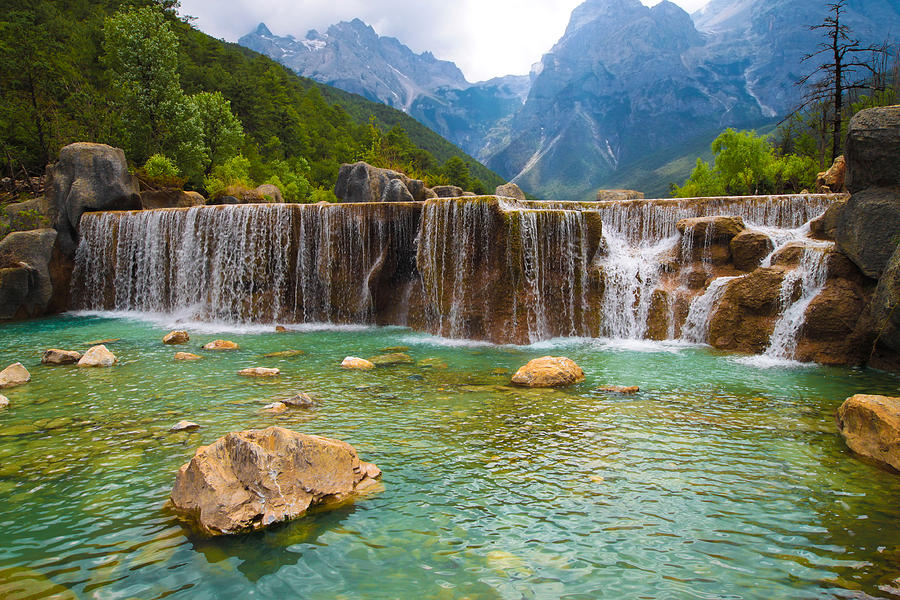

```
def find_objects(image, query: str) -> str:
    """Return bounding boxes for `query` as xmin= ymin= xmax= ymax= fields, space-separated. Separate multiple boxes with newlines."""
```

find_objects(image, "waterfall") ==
xmin=763 ymin=244 xmax=831 ymax=360
xmin=71 ymin=194 xmax=841 ymax=349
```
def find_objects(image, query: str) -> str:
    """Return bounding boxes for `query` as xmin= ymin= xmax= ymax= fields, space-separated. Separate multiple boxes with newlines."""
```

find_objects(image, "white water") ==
xmin=681 ymin=276 xmax=740 ymax=343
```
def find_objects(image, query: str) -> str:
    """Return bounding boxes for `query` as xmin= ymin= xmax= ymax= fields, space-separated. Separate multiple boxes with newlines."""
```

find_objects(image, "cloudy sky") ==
xmin=179 ymin=0 xmax=710 ymax=82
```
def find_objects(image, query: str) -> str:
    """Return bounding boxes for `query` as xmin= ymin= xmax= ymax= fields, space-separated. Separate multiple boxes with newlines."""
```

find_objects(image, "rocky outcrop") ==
xmin=0 ymin=363 xmax=30 ymax=388
xmin=163 ymin=331 xmax=189 ymax=345
xmin=170 ymin=426 xmax=381 ymax=535
xmin=496 ymin=183 xmax=526 ymax=201
xmin=140 ymin=190 xmax=206 ymax=210
xmin=41 ymin=349 xmax=81 ymax=365
xmin=203 ymin=340 xmax=238 ymax=350
xmin=871 ymin=244 xmax=900 ymax=357
xmin=0 ymin=228 xmax=57 ymax=320
xmin=45 ymin=143 xmax=140 ymax=254
xmin=77 ymin=345 xmax=117 ymax=367
xmin=431 ymin=185 xmax=463 ymax=198
xmin=341 ymin=357 xmax=375 ymax=370
xmin=837 ymin=394 xmax=900 ymax=472
xmin=815 ymin=155 xmax=846 ymax=193
xmin=809 ymin=200 xmax=846 ymax=241
xmin=596 ymin=190 xmax=644 ymax=202
xmin=254 ymin=184 xmax=283 ymax=203
xmin=510 ymin=356 xmax=585 ymax=388
xmin=844 ymin=106 xmax=900 ymax=193
xmin=834 ymin=187 xmax=900 ymax=279
xmin=708 ymin=267 xmax=784 ymax=353
xmin=334 ymin=162 xmax=426 ymax=203
xmin=730 ymin=231 xmax=774 ymax=272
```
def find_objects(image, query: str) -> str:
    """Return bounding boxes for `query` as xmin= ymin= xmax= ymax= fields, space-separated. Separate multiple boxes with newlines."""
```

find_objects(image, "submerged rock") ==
xmin=238 ymin=367 xmax=280 ymax=377
xmin=262 ymin=401 xmax=288 ymax=413
xmin=170 ymin=420 xmax=200 ymax=432
xmin=369 ymin=352 xmax=414 ymax=366
xmin=203 ymin=340 xmax=238 ymax=350
xmin=174 ymin=352 xmax=202 ymax=361
xmin=0 ymin=363 xmax=31 ymax=388
xmin=418 ymin=358 xmax=448 ymax=369
xmin=510 ymin=356 xmax=585 ymax=388
xmin=77 ymin=345 xmax=117 ymax=367
xmin=262 ymin=350 xmax=305 ymax=358
xmin=163 ymin=331 xmax=190 ymax=345
xmin=41 ymin=349 xmax=82 ymax=365
xmin=283 ymin=393 xmax=315 ymax=408
xmin=837 ymin=394 xmax=900 ymax=472
xmin=170 ymin=426 xmax=382 ymax=535
xmin=598 ymin=385 xmax=640 ymax=394
xmin=341 ymin=357 xmax=375 ymax=370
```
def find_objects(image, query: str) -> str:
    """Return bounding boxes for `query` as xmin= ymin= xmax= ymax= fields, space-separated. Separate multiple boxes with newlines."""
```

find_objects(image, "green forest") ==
xmin=0 ymin=0 xmax=504 ymax=201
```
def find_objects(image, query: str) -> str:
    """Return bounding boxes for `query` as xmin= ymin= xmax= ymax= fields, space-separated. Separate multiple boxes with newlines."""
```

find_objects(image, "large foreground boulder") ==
xmin=334 ymin=162 xmax=426 ymax=203
xmin=0 ymin=362 xmax=30 ymax=388
xmin=871 ymin=244 xmax=900 ymax=354
xmin=844 ymin=106 xmax=900 ymax=193
xmin=510 ymin=356 xmax=585 ymax=388
xmin=0 ymin=229 xmax=57 ymax=320
xmin=170 ymin=426 xmax=381 ymax=535
xmin=837 ymin=394 xmax=900 ymax=472
xmin=45 ymin=143 xmax=141 ymax=254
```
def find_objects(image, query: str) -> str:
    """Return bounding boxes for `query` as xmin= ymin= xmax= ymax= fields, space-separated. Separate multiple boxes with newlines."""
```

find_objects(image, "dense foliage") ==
xmin=0 ymin=0 xmax=503 ymax=200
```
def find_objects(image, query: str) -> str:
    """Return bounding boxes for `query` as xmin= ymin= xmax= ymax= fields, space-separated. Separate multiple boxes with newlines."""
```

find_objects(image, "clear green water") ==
xmin=1 ymin=314 xmax=900 ymax=599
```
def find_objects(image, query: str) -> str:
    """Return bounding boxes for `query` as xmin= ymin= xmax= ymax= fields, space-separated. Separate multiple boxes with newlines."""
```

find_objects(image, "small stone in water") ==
xmin=275 ymin=326 xmax=288 ymax=332
xmin=174 ymin=352 xmax=202 ymax=361
xmin=598 ymin=385 xmax=640 ymax=394
xmin=283 ymin=393 xmax=315 ymax=408
xmin=369 ymin=352 xmax=414 ymax=366
xmin=238 ymin=367 xmax=280 ymax=377
xmin=77 ymin=345 xmax=117 ymax=368
xmin=342 ymin=357 xmax=375 ymax=370
xmin=381 ymin=346 xmax=410 ymax=353
xmin=203 ymin=340 xmax=239 ymax=350
xmin=170 ymin=421 xmax=199 ymax=432
xmin=163 ymin=331 xmax=189 ymax=345
xmin=262 ymin=350 xmax=305 ymax=358
xmin=0 ymin=363 xmax=30 ymax=388
xmin=263 ymin=402 xmax=288 ymax=413
xmin=0 ymin=395 xmax=8 ymax=409
xmin=42 ymin=349 xmax=82 ymax=365
xmin=85 ymin=338 xmax=119 ymax=346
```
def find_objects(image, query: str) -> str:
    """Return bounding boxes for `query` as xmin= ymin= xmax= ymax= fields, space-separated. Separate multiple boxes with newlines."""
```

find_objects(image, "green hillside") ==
xmin=0 ymin=0 xmax=504 ymax=195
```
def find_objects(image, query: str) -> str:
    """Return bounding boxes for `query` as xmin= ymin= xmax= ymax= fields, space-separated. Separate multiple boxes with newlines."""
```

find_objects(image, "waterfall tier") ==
xmin=72 ymin=194 xmax=860 ymax=361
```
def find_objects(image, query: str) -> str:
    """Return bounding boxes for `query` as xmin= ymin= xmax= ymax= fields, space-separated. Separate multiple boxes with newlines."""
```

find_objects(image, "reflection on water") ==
xmin=0 ymin=313 xmax=899 ymax=599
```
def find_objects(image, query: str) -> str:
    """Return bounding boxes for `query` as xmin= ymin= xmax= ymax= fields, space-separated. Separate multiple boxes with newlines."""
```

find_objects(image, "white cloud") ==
xmin=179 ymin=0 xmax=710 ymax=82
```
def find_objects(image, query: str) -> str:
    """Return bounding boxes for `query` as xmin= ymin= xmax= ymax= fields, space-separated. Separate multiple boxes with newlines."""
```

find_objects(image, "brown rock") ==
xmin=676 ymin=216 xmax=746 ymax=243
xmin=238 ymin=367 xmax=280 ymax=377
xmin=808 ymin=200 xmax=846 ymax=241
xmin=496 ymin=182 xmax=527 ymax=201
xmin=595 ymin=189 xmax=644 ymax=202
xmin=275 ymin=325 xmax=288 ymax=332
xmin=836 ymin=394 xmax=900 ymax=471
xmin=140 ymin=189 xmax=206 ymax=210
xmin=0 ymin=362 xmax=30 ymax=388
xmin=730 ymin=231 xmax=774 ymax=272
xmin=598 ymin=385 xmax=639 ymax=394
xmin=77 ymin=345 xmax=117 ymax=367
xmin=171 ymin=420 xmax=200 ymax=432
xmin=771 ymin=242 xmax=810 ymax=267
xmin=174 ymin=352 xmax=202 ymax=361
xmin=203 ymin=340 xmax=238 ymax=350
xmin=510 ymin=356 xmax=585 ymax=388
xmin=708 ymin=268 xmax=785 ymax=353
xmin=262 ymin=401 xmax=288 ymax=413
xmin=283 ymin=393 xmax=315 ymax=408
xmin=170 ymin=426 xmax=382 ymax=535
xmin=41 ymin=349 xmax=82 ymax=365
xmin=163 ymin=330 xmax=189 ymax=345
xmin=341 ymin=357 xmax=375 ymax=370
xmin=815 ymin=155 xmax=846 ymax=193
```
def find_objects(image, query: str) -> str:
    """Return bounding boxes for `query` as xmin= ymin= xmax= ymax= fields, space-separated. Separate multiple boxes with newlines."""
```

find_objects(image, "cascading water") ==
xmin=71 ymin=193 xmax=842 ymax=350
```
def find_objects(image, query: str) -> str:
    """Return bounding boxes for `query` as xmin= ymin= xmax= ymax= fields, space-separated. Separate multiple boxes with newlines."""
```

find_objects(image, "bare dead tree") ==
xmin=796 ymin=0 xmax=889 ymax=163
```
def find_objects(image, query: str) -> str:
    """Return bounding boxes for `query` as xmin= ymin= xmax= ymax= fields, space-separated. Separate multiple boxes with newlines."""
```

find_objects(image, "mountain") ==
xmin=239 ymin=21 xmax=529 ymax=165
xmin=239 ymin=20 xmax=468 ymax=112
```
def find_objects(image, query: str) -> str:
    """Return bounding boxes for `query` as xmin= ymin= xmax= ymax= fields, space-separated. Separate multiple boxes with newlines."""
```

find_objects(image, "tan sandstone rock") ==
xmin=836 ymin=394 xmax=900 ymax=472
xmin=163 ymin=331 xmax=190 ymax=345
xmin=171 ymin=420 xmax=200 ymax=432
xmin=170 ymin=426 xmax=382 ymax=535
xmin=238 ymin=367 xmax=280 ymax=377
xmin=41 ymin=349 xmax=82 ymax=365
xmin=0 ymin=362 xmax=31 ymax=388
xmin=676 ymin=216 xmax=746 ymax=243
xmin=0 ymin=395 xmax=8 ymax=409
xmin=174 ymin=352 xmax=203 ymax=361
xmin=77 ymin=345 xmax=117 ymax=367
xmin=203 ymin=340 xmax=239 ymax=350
xmin=510 ymin=356 xmax=585 ymax=388
xmin=341 ymin=357 xmax=375 ymax=370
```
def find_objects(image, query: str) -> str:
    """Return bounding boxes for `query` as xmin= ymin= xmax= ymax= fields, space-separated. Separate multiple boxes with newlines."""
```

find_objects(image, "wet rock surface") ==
xmin=510 ymin=356 xmax=585 ymax=388
xmin=0 ymin=363 xmax=30 ymax=388
xmin=163 ymin=331 xmax=189 ymax=345
xmin=77 ymin=345 xmax=117 ymax=367
xmin=170 ymin=426 xmax=381 ymax=535
xmin=837 ymin=394 xmax=900 ymax=472
xmin=42 ymin=349 xmax=82 ymax=365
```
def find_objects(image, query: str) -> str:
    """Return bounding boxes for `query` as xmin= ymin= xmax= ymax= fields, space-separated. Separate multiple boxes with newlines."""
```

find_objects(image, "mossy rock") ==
xmin=369 ymin=352 xmax=414 ymax=366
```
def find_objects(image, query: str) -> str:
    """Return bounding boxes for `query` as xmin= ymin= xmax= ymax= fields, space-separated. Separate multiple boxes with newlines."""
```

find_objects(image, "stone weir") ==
xmin=71 ymin=198 xmax=604 ymax=345
xmin=72 ymin=193 xmax=871 ymax=362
